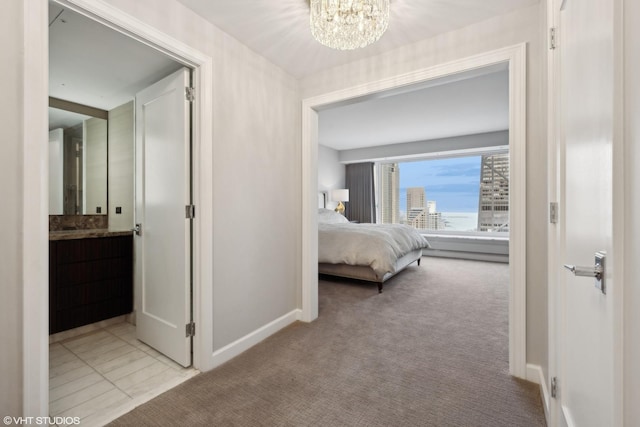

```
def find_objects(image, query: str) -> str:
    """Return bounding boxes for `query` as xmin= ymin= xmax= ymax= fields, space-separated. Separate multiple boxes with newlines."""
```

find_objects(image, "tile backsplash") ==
xmin=49 ymin=215 xmax=108 ymax=231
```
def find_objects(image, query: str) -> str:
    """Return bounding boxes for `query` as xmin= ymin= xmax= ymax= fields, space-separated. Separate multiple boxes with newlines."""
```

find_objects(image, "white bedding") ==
xmin=318 ymin=209 xmax=430 ymax=277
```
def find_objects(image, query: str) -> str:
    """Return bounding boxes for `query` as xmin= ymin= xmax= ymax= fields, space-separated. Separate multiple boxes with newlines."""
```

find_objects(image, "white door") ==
xmin=135 ymin=67 xmax=192 ymax=367
xmin=553 ymin=0 xmax=620 ymax=426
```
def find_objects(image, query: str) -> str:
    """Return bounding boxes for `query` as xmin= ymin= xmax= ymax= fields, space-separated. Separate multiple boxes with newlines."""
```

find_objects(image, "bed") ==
xmin=317 ymin=207 xmax=430 ymax=293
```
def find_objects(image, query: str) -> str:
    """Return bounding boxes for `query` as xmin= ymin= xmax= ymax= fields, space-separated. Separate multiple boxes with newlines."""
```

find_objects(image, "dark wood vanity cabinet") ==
xmin=49 ymin=235 xmax=133 ymax=334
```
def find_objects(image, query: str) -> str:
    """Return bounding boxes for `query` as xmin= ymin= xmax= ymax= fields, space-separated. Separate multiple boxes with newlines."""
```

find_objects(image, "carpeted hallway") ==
xmin=110 ymin=258 xmax=545 ymax=426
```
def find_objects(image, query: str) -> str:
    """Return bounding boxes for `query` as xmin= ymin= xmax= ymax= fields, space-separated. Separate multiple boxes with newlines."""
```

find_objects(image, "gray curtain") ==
xmin=345 ymin=162 xmax=376 ymax=223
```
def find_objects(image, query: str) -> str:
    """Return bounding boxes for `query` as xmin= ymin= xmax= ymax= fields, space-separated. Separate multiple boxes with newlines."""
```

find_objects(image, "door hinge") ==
xmin=551 ymin=376 xmax=558 ymax=398
xmin=185 ymin=87 xmax=195 ymax=102
xmin=186 ymin=322 xmax=196 ymax=337
xmin=549 ymin=27 xmax=557 ymax=50
xmin=185 ymin=204 xmax=195 ymax=219
xmin=550 ymin=202 xmax=558 ymax=224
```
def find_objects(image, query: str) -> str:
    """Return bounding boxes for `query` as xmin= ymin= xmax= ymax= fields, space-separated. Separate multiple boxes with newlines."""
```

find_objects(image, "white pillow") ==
xmin=317 ymin=208 xmax=349 ymax=224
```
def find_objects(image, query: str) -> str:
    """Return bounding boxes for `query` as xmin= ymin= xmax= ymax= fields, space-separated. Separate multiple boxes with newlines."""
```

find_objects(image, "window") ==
xmin=376 ymin=153 xmax=509 ymax=234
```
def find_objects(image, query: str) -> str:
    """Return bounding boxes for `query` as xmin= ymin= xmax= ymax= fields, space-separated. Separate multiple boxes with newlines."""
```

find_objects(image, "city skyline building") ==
xmin=477 ymin=153 xmax=510 ymax=232
xmin=406 ymin=187 xmax=426 ymax=211
xmin=407 ymin=207 xmax=445 ymax=230
xmin=378 ymin=163 xmax=400 ymax=224
xmin=405 ymin=187 xmax=444 ymax=230
xmin=378 ymin=154 xmax=508 ymax=233
xmin=406 ymin=186 xmax=426 ymax=228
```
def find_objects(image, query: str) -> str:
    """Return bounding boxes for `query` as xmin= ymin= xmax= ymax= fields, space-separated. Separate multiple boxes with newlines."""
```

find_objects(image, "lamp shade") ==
xmin=331 ymin=189 xmax=349 ymax=202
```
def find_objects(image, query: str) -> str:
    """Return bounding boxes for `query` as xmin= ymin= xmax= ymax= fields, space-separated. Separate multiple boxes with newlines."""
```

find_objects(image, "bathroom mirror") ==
xmin=48 ymin=101 xmax=108 ymax=215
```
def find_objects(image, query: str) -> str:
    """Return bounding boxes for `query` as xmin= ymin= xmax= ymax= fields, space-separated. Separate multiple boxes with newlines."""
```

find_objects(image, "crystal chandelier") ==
xmin=310 ymin=0 xmax=390 ymax=50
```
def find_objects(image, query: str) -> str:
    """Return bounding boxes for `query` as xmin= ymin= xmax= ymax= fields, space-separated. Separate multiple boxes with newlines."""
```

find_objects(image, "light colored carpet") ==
xmin=110 ymin=257 xmax=545 ymax=426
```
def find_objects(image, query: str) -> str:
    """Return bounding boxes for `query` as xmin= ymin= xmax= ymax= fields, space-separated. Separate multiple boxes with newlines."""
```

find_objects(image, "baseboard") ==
xmin=525 ymin=363 xmax=541 ymax=384
xmin=562 ymin=405 xmax=576 ymax=427
xmin=209 ymin=309 xmax=302 ymax=369
xmin=526 ymin=364 xmax=550 ymax=426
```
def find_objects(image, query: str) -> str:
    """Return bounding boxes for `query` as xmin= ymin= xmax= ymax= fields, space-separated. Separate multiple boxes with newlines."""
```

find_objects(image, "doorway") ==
xmin=302 ymin=44 xmax=528 ymax=378
xmin=47 ymin=3 xmax=196 ymax=422
xmin=316 ymin=64 xmax=511 ymax=252
xmin=20 ymin=0 xmax=215 ymax=419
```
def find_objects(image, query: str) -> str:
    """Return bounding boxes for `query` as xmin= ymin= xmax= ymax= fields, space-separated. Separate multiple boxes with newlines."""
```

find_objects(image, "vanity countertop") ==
xmin=49 ymin=229 xmax=133 ymax=241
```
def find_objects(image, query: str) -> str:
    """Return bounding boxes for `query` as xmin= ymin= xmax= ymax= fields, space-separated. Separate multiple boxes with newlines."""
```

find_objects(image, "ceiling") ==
xmin=175 ymin=0 xmax=538 ymax=79
xmin=171 ymin=1 xmax=524 ymax=149
xmin=48 ymin=0 xmax=517 ymax=146
xmin=49 ymin=1 xmax=183 ymax=113
xmin=318 ymin=65 xmax=509 ymax=150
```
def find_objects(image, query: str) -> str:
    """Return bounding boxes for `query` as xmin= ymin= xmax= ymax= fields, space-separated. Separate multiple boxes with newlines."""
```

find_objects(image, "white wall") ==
xmin=624 ymin=0 xmax=640 ymax=422
xmin=0 ymin=0 xmax=24 ymax=415
xmin=301 ymin=4 xmax=548 ymax=369
xmin=108 ymin=101 xmax=134 ymax=231
xmin=318 ymin=144 xmax=345 ymax=209
xmin=4 ymin=0 xmax=301 ymax=415
xmin=100 ymin=0 xmax=301 ymax=351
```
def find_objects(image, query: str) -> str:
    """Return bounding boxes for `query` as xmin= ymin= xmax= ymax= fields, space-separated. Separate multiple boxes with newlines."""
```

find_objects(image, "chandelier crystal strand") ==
xmin=310 ymin=0 xmax=390 ymax=50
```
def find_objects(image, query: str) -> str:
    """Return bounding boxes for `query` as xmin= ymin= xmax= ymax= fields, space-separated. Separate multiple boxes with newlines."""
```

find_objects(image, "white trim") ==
xmin=526 ymin=363 xmax=551 ymax=426
xmin=22 ymin=0 xmax=49 ymax=416
xmin=562 ymin=406 xmax=577 ymax=427
xmin=546 ymin=1 xmax=562 ymax=426
xmin=190 ymin=39 xmax=215 ymax=375
xmin=508 ymin=43 xmax=528 ymax=380
xmin=210 ymin=310 xmax=302 ymax=368
xmin=301 ymin=108 xmax=320 ymax=322
xmin=301 ymin=44 xmax=528 ymax=378
xmin=611 ymin=1 xmax=625 ymax=425
xmin=525 ymin=363 xmax=541 ymax=384
xmin=24 ymin=0 xmax=215 ymax=412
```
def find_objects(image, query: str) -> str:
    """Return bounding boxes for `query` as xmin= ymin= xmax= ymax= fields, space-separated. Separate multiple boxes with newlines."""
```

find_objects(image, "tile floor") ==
xmin=49 ymin=322 xmax=198 ymax=426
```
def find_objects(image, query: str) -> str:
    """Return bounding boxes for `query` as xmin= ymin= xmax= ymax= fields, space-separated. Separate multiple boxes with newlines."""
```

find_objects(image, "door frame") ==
xmin=546 ymin=0 xmax=626 ymax=425
xmin=22 ymin=0 xmax=214 ymax=414
xmin=546 ymin=0 xmax=562 ymax=423
xmin=301 ymin=43 xmax=528 ymax=378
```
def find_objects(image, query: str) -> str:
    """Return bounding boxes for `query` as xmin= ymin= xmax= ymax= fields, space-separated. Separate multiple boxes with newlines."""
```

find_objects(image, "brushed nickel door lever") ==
xmin=563 ymin=251 xmax=606 ymax=294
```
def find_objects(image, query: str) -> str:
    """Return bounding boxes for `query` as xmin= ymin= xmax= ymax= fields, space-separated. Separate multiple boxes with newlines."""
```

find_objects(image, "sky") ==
xmin=397 ymin=156 xmax=481 ymax=213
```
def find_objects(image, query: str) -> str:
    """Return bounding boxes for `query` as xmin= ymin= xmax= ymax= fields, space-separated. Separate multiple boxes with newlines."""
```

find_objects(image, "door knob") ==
xmin=563 ymin=251 xmax=606 ymax=294
xmin=134 ymin=223 xmax=142 ymax=236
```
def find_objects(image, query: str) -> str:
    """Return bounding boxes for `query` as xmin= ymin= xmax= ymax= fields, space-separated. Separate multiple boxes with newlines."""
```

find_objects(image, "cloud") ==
xmin=397 ymin=157 xmax=483 ymax=212
xmin=399 ymin=157 xmax=481 ymax=185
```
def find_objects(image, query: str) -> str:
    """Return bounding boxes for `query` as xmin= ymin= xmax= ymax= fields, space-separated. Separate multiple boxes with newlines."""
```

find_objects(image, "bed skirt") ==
xmin=318 ymin=249 xmax=423 ymax=292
